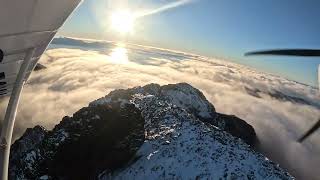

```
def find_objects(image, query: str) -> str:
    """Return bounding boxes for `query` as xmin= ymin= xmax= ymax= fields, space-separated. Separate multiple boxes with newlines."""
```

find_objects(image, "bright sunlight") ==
xmin=110 ymin=10 xmax=135 ymax=34
xmin=109 ymin=45 xmax=129 ymax=64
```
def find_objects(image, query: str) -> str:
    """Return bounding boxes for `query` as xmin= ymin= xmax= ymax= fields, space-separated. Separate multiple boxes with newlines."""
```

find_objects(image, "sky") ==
xmin=59 ymin=0 xmax=320 ymax=86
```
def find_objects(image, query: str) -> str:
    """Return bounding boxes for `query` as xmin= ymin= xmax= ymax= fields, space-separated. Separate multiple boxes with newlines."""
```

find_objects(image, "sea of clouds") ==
xmin=1 ymin=37 xmax=319 ymax=179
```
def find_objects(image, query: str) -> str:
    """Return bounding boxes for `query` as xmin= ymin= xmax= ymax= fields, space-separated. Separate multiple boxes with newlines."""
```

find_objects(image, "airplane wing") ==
xmin=245 ymin=49 xmax=320 ymax=142
xmin=0 ymin=0 xmax=81 ymax=98
xmin=0 ymin=0 xmax=82 ymax=179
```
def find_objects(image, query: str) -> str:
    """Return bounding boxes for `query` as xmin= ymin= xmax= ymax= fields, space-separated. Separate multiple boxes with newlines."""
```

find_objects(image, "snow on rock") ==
xmin=10 ymin=83 xmax=293 ymax=179
xmin=91 ymin=83 xmax=256 ymax=145
xmin=160 ymin=83 xmax=216 ymax=120
xmin=93 ymin=83 xmax=292 ymax=179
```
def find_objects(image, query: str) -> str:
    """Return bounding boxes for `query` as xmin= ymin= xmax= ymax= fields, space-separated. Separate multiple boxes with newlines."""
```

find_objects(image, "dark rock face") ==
xmin=9 ymin=126 xmax=47 ymax=179
xmin=215 ymin=113 xmax=257 ymax=145
xmin=33 ymin=63 xmax=47 ymax=71
xmin=9 ymin=103 xmax=145 ymax=180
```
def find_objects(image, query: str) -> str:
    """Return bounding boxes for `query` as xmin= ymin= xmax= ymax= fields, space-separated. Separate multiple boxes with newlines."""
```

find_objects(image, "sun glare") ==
xmin=110 ymin=10 xmax=135 ymax=34
xmin=109 ymin=46 xmax=129 ymax=64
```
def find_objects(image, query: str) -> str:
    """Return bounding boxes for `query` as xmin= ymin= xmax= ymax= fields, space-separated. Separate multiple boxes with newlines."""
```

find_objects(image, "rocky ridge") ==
xmin=9 ymin=83 xmax=293 ymax=179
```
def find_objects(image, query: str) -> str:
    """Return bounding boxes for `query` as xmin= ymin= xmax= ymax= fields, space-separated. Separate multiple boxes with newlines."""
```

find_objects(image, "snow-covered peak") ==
xmin=160 ymin=83 xmax=216 ymax=119
xmin=91 ymin=83 xmax=216 ymax=124
xmin=92 ymin=84 xmax=293 ymax=180
xmin=10 ymin=83 xmax=293 ymax=179
xmin=91 ymin=83 xmax=255 ymax=145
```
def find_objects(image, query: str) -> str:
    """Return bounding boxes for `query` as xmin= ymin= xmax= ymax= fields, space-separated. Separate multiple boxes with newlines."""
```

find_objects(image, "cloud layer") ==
xmin=1 ymin=38 xmax=320 ymax=179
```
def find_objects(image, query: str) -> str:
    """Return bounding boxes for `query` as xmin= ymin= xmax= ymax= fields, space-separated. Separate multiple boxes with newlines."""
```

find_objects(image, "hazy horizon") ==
xmin=59 ymin=0 xmax=320 ymax=86
xmin=56 ymin=35 xmax=320 ymax=89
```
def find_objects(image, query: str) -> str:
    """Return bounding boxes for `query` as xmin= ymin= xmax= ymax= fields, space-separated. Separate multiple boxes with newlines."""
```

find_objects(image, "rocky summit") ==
xmin=9 ymin=83 xmax=293 ymax=179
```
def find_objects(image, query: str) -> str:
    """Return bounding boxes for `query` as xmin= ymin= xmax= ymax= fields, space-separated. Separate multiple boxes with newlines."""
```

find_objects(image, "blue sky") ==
xmin=60 ymin=0 xmax=320 ymax=86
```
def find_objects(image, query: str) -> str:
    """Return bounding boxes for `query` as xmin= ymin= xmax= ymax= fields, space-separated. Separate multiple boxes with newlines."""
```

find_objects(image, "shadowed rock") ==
xmin=215 ymin=113 xmax=257 ymax=145
xmin=33 ymin=63 xmax=47 ymax=71
xmin=9 ymin=103 xmax=145 ymax=180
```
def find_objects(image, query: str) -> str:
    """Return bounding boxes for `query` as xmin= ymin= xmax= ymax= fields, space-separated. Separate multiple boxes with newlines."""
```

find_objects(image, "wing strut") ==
xmin=0 ymin=48 xmax=35 ymax=180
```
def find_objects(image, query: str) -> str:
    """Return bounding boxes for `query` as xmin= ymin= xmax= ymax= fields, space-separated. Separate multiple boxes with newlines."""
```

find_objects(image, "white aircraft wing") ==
xmin=0 ymin=0 xmax=82 ymax=97
xmin=0 ymin=0 xmax=82 ymax=179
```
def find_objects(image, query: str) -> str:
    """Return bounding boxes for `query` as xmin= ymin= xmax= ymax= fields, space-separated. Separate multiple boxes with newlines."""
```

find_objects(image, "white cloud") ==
xmin=1 ymin=40 xmax=320 ymax=179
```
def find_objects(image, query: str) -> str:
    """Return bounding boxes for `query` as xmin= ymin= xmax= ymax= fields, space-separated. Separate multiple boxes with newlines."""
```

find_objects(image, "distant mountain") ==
xmin=51 ymin=37 xmax=112 ymax=49
xmin=9 ymin=83 xmax=293 ymax=179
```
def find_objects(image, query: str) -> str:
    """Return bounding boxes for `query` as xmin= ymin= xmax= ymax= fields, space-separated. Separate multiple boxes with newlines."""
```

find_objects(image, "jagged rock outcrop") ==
xmin=9 ymin=103 xmax=145 ymax=179
xmin=215 ymin=113 xmax=257 ymax=145
xmin=9 ymin=83 xmax=293 ymax=179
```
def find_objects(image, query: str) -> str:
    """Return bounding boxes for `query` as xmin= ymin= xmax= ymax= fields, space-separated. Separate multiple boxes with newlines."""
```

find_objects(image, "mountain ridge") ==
xmin=9 ymin=83 xmax=293 ymax=179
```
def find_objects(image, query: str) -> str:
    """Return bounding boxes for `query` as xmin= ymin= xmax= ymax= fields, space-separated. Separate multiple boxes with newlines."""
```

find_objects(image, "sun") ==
xmin=110 ymin=10 xmax=135 ymax=34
